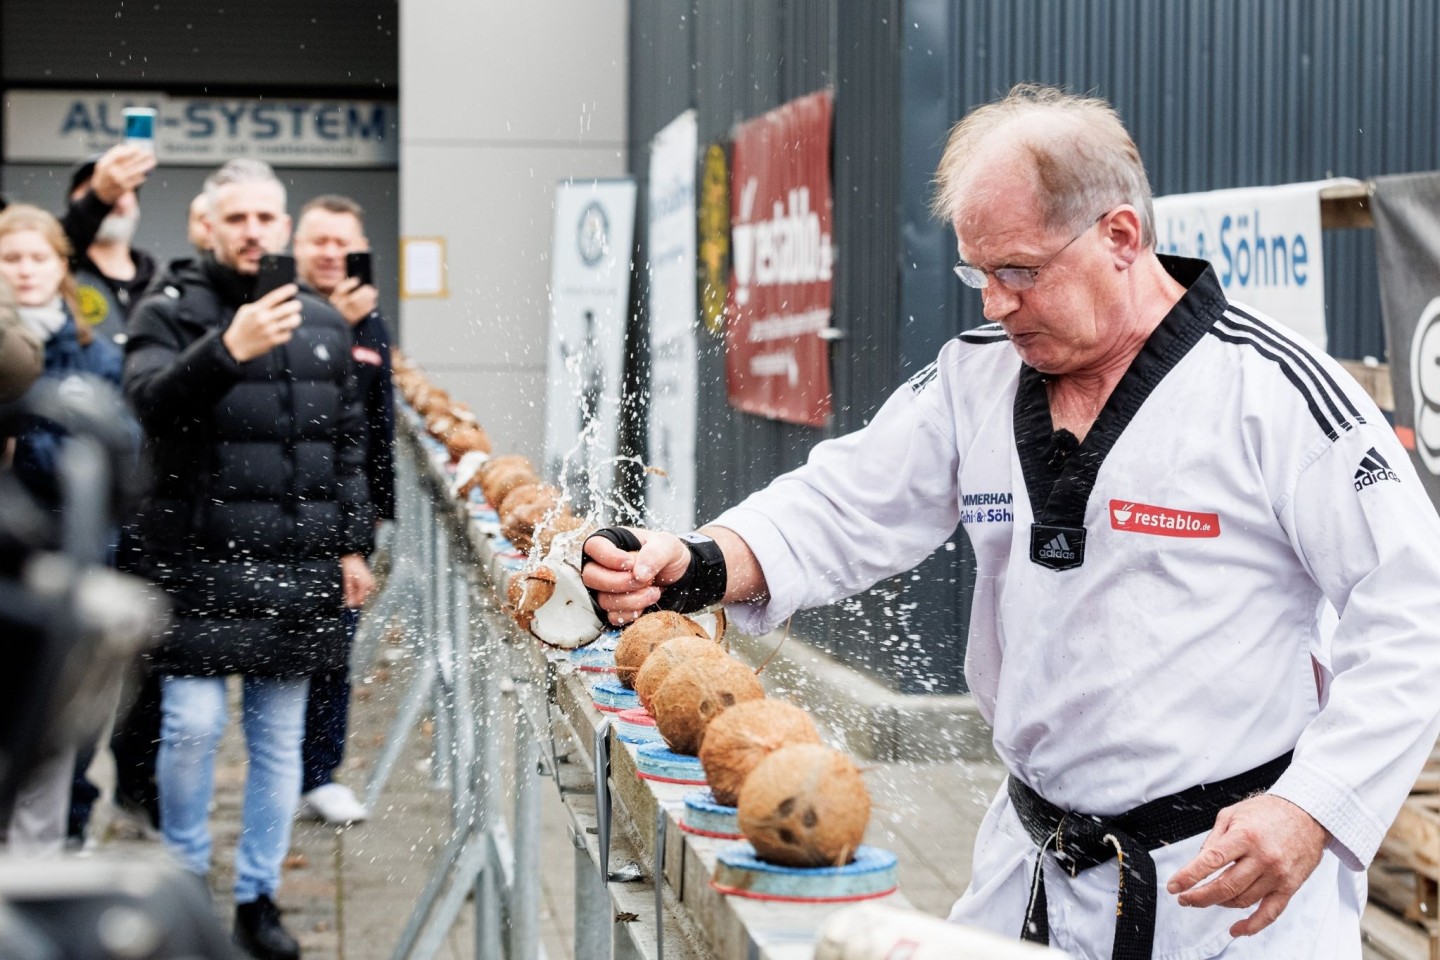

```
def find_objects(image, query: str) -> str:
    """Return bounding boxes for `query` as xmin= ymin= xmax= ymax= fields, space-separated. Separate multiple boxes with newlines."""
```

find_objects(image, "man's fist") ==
xmin=89 ymin=144 xmax=156 ymax=204
xmin=329 ymin=276 xmax=379 ymax=326
xmin=222 ymin=284 xmax=302 ymax=363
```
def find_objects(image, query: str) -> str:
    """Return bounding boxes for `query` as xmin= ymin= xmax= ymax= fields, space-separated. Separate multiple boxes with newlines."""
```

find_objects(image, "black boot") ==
xmin=233 ymin=894 xmax=300 ymax=960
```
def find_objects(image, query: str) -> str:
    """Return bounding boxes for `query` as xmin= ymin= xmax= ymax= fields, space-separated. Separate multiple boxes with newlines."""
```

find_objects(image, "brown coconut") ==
xmin=497 ymin=482 xmax=560 ymax=523
xmin=614 ymin=611 xmax=711 ymax=687
xmin=445 ymin=425 xmax=492 ymax=461
xmin=699 ymin=700 xmax=822 ymax=807
xmin=501 ymin=498 xmax=570 ymax=554
xmin=651 ymin=656 xmax=764 ymax=755
xmin=479 ymin=456 xmax=540 ymax=508
xmin=534 ymin=513 xmax=592 ymax=559
xmin=425 ymin=410 xmax=458 ymax=440
xmin=737 ymin=743 xmax=870 ymax=867
xmin=506 ymin=566 xmax=556 ymax=631
xmin=634 ymin=635 xmax=727 ymax=713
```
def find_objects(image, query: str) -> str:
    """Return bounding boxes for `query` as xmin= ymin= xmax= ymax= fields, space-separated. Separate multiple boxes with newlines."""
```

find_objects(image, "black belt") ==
xmin=1008 ymin=752 xmax=1292 ymax=960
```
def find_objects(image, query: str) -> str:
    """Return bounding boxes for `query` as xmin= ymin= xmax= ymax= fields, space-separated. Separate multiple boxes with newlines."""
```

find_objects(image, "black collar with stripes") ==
xmin=1016 ymin=255 xmax=1223 ymax=570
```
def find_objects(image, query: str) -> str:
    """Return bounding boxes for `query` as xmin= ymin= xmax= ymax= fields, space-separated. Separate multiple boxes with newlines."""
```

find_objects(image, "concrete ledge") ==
xmin=728 ymin=629 xmax=995 ymax=764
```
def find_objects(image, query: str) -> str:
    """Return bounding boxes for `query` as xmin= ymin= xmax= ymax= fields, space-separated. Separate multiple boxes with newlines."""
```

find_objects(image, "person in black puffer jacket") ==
xmin=124 ymin=159 xmax=373 ymax=960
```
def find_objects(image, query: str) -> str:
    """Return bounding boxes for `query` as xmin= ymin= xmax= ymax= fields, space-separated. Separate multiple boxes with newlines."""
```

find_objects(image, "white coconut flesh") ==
xmin=691 ymin=609 xmax=727 ymax=645
xmin=528 ymin=555 xmax=604 ymax=649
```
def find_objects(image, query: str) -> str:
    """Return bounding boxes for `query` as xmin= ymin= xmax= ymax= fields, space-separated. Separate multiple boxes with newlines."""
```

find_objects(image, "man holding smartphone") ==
xmin=290 ymin=195 xmax=394 ymax=826
xmin=124 ymin=159 xmax=373 ymax=960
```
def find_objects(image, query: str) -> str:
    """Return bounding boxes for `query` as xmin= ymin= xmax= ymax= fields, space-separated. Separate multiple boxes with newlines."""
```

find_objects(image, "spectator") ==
xmin=188 ymin=193 xmax=212 ymax=252
xmin=0 ymin=203 xmax=123 ymax=856
xmin=64 ymin=149 xmax=157 ymax=348
xmin=124 ymin=159 xmax=374 ymax=960
xmin=60 ymin=148 xmax=164 ymax=850
xmin=292 ymin=195 xmax=394 ymax=825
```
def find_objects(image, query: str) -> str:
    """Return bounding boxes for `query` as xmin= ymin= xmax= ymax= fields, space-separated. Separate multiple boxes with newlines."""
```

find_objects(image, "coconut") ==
xmin=514 ymin=555 xmax=603 ymax=648
xmin=535 ymin=513 xmax=591 ymax=558
xmin=507 ymin=566 xmax=556 ymax=631
xmin=614 ymin=611 xmax=711 ymax=687
xmin=634 ymin=635 xmax=728 ymax=713
xmin=502 ymin=499 xmax=570 ymax=554
xmin=479 ymin=456 xmax=539 ymax=509
xmin=445 ymin=425 xmax=492 ymax=461
xmin=425 ymin=411 xmax=458 ymax=440
xmin=699 ymin=700 xmax=822 ymax=807
xmin=497 ymin=482 xmax=559 ymax=523
xmin=737 ymin=743 xmax=870 ymax=868
xmin=651 ymin=656 xmax=765 ymax=755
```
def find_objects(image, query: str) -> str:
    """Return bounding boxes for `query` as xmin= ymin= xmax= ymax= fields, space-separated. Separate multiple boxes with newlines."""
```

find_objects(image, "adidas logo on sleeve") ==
xmin=1354 ymin=447 xmax=1401 ymax=491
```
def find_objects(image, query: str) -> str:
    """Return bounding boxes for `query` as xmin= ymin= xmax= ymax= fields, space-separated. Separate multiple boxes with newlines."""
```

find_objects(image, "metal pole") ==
xmin=509 ymin=712 xmax=541 ymax=960
xmin=474 ymin=599 xmax=504 ymax=960
xmin=430 ymin=521 xmax=453 ymax=792
xmin=572 ymin=829 xmax=610 ymax=960
xmin=450 ymin=569 xmax=476 ymax=820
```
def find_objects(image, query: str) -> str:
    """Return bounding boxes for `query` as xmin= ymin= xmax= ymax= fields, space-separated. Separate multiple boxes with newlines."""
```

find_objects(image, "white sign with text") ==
xmin=4 ymin=89 xmax=397 ymax=168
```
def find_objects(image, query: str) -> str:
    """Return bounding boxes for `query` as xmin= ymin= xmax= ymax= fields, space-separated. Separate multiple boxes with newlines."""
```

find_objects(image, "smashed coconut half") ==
xmin=507 ymin=527 xmax=604 ymax=648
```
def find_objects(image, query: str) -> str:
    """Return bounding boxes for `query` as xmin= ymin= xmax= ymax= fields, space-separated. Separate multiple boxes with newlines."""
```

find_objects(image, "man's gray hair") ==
xmin=203 ymin=158 xmax=287 ymax=210
xmin=932 ymin=84 xmax=1156 ymax=248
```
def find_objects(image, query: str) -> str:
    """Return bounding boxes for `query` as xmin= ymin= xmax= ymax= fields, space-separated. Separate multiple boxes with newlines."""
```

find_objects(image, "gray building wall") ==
xmin=398 ymin=0 xmax=629 ymax=464
xmin=627 ymin=0 xmax=1440 ymax=695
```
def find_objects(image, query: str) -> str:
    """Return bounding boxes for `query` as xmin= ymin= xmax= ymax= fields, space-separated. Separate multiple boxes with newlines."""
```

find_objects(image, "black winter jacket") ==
xmin=124 ymin=255 xmax=374 ymax=677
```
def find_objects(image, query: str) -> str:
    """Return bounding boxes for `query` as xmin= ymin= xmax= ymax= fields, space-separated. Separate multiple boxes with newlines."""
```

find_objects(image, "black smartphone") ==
xmin=252 ymin=253 xmax=296 ymax=300
xmin=346 ymin=251 xmax=374 ymax=288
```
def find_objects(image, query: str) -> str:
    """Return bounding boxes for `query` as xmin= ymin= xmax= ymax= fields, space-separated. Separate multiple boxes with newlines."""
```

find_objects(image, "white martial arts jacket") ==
xmin=714 ymin=257 xmax=1440 ymax=959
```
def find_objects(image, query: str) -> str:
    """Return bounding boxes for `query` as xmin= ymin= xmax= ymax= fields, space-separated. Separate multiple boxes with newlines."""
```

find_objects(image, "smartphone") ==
xmin=122 ymin=107 xmax=157 ymax=152
xmin=346 ymin=251 xmax=374 ymax=288
xmin=253 ymin=254 xmax=297 ymax=300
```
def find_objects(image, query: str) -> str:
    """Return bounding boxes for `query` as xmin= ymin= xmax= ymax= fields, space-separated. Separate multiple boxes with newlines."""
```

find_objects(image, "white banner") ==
xmin=3 ymin=89 xmax=397 ymax=168
xmin=1153 ymin=178 xmax=1361 ymax=349
xmin=542 ymin=179 xmax=637 ymax=518
xmin=645 ymin=110 xmax=699 ymax=530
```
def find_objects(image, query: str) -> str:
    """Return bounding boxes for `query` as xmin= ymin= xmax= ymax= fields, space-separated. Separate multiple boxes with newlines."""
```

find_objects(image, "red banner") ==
xmin=725 ymin=90 xmax=834 ymax=427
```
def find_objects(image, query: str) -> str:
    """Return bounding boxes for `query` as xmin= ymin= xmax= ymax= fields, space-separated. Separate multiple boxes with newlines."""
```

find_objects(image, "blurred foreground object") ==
xmin=815 ymin=902 xmax=1070 ymax=959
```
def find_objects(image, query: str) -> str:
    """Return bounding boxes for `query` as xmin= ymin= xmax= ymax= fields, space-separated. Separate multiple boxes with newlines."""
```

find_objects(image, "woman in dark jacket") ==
xmin=0 ymin=204 xmax=124 ymax=857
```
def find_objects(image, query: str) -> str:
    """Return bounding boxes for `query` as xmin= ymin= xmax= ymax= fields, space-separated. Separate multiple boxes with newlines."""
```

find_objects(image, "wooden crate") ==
xmin=1369 ymin=789 xmax=1440 ymax=959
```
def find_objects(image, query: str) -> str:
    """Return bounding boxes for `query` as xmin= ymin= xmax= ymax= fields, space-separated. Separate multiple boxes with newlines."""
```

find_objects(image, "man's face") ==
xmin=188 ymin=195 xmax=211 ymax=251
xmin=951 ymin=155 xmax=1115 ymax=376
xmin=293 ymin=209 xmax=367 ymax=295
xmin=207 ymin=180 xmax=291 ymax=274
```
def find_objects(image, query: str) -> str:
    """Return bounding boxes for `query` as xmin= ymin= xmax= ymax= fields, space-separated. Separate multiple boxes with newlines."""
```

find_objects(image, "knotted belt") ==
xmin=1007 ymin=752 xmax=1292 ymax=960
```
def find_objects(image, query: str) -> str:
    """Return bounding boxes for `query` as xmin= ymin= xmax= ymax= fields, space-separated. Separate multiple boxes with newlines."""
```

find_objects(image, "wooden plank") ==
xmin=1321 ymin=181 xmax=1374 ymax=230
xmin=1362 ymin=903 xmax=1431 ymax=960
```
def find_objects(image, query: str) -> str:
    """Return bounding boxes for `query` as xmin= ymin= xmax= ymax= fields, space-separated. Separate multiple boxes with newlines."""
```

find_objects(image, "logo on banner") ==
xmin=1109 ymin=500 xmax=1220 ymax=537
xmin=698 ymin=143 xmax=731 ymax=336
xmin=1410 ymin=296 xmax=1440 ymax=474
xmin=577 ymin=201 xmax=610 ymax=267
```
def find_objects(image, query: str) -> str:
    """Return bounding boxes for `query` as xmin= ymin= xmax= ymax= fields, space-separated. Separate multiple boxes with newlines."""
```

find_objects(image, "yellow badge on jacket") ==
xmin=76 ymin=284 xmax=110 ymax=328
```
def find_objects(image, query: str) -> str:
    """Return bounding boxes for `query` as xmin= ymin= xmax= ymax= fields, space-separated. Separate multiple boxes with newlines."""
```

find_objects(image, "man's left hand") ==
xmin=341 ymin=553 xmax=375 ymax=608
xmin=329 ymin=276 xmax=379 ymax=327
xmin=1167 ymin=794 xmax=1329 ymax=937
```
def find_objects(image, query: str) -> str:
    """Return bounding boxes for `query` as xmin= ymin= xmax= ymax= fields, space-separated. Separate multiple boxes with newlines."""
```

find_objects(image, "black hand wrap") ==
xmin=581 ymin=527 xmax=728 ymax=621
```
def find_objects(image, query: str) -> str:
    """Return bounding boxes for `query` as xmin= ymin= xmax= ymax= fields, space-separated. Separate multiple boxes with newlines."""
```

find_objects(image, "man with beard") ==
xmin=63 ymin=145 xmax=157 ymax=347
xmin=125 ymin=158 xmax=373 ymax=960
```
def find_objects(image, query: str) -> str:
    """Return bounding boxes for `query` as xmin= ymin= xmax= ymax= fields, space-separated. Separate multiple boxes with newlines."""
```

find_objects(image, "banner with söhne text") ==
xmin=1153 ymin=178 xmax=1362 ymax=350
xmin=725 ymin=90 xmax=834 ymax=427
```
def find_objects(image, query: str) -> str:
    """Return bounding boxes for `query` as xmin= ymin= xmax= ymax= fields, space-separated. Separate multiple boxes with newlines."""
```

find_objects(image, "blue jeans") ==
xmin=158 ymin=675 xmax=309 ymax=904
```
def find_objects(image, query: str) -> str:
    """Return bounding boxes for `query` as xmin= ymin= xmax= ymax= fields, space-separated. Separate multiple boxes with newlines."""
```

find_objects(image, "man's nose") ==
xmin=980 ymin=283 xmax=1019 ymax=322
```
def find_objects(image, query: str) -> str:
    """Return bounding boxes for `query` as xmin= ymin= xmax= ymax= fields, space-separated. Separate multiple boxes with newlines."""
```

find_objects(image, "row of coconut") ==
xmin=613 ymin=610 xmax=872 ymax=870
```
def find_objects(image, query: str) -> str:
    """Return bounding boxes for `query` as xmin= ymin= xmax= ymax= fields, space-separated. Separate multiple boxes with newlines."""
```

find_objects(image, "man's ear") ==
xmin=1103 ymin=205 xmax=1144 ymax=268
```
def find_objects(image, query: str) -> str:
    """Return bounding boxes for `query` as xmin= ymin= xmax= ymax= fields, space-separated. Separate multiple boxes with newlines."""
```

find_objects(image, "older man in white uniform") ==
xmin=582 ymin=85 xmax=1440 ymax=959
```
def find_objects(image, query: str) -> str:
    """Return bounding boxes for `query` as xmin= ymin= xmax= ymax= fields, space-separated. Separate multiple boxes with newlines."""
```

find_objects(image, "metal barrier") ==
xmin=362 ymin=408 xmax=916 ymax=960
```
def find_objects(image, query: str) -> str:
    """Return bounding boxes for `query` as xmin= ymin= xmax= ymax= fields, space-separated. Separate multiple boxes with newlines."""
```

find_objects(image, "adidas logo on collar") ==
xmin=1354 ymin=447 xmax=1401 ymax=491
xmin=1038 ymin=532 xmax=1076 ymax=562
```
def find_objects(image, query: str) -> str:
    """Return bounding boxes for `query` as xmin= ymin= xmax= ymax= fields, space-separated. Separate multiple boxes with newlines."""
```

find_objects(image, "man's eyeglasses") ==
xmin=953 ymin=213 xmax=1106 ymax=292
